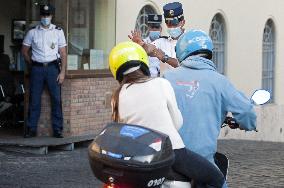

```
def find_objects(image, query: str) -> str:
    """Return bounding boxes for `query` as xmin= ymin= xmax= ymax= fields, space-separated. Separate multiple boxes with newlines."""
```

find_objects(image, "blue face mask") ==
xmin=41 ymin=17 xmax=51 ymax=26
xmin=149 ymin=31 xmax=161 ymax=41
xmin=167 ymin=27 xmax=182 ymax=39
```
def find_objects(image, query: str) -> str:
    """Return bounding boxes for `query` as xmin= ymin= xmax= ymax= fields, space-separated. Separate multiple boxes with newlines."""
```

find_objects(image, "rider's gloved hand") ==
xmin=225 ymin=117 xmax=239 ymax=129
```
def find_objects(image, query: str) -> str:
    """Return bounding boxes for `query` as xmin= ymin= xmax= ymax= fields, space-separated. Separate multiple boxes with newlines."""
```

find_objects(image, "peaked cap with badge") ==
xmin=40 ymin=4 xmax=55 ymax=15
xmin=163 ymin=2 xmax=184 ymax=25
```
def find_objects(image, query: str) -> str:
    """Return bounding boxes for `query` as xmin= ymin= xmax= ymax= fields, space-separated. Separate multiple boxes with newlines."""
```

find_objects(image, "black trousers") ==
xmin=173 ymin=148 xmax=225 ymax=188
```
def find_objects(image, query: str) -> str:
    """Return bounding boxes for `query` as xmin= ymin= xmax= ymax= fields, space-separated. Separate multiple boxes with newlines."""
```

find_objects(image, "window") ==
xmin=262 ymin=19 xmax=275 ymax=103
xmin=209 ymin=14 xmax=226 ymax=75
xmin=67 ymin=0 xmax=116 ymax=71
xmin=135 ymin=5 xmax=157 ymax=39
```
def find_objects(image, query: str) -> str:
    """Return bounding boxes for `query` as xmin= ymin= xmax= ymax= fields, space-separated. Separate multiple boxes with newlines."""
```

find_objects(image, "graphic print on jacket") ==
xmin=176 ymin=80 xmax=199 ymax=99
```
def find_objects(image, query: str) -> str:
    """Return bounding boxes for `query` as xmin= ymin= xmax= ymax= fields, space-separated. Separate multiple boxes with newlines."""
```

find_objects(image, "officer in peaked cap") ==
xmin=129 ymin=2 xmax=186 ymax=75
xmin=162 ymin=2 xmax=185 ymax=42
xmin=145 ymin=14 xmax=162 ymax=42
xmin=22 ymin=3 xmax=67 ymax=138
xmin=144 ymin=14 xmax=163 ymax=77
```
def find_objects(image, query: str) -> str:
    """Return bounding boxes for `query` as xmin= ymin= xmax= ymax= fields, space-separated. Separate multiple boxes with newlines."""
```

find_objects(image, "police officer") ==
xmin=129 ymin=2 xmax=185 ymax=75
xmin=144 ymin=14 xmax=162 ymax=43
xmin=144 ymin=14 xmax=162 ymax=77
xmin=22 ymin=4 xmax=67 ymax=138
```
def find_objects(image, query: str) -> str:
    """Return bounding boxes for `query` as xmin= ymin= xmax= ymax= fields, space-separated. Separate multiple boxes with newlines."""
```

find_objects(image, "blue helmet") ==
xmin=175 ymin=29 xmax=213 ymax=62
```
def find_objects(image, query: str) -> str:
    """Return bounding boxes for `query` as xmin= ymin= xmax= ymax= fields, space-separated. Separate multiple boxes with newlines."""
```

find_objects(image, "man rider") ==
xmin=163 ymin=29 xmax=257 ymax=188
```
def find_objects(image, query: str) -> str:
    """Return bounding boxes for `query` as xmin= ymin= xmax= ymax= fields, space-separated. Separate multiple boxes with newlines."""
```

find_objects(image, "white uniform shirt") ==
xmin=152 ymin=37 xmax=177 ymax=76
xmin=119 ymin=78 xmax=185 ymax=149
xmin=152 ymin=37 xmax=177 ymax=58
xmin=23 ymin=24 xmax=67 ymax=63
xmin=144 ymin=37 xmax=160 ymax=77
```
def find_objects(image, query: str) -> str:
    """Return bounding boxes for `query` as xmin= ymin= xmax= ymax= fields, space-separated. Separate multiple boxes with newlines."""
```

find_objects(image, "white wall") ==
xmin=219 ymin=105 xmax=284 ymax=142
xmin=116 ymin=0 xmax=284 ymax=96
xmin=116 ymin=0 xmax=284 ymax=141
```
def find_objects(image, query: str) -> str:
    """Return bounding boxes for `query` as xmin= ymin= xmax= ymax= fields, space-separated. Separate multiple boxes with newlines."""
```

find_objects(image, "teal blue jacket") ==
xmin=163 ymin=56 xmax=257 ymax=163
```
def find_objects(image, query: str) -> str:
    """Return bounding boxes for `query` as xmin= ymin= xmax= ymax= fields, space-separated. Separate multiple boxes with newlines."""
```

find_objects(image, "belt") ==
xmin=32 ymin=60 xmax=58 ymax=67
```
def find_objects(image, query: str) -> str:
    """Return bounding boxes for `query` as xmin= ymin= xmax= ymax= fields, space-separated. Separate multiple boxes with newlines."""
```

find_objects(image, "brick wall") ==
xmin=33 ymin=77 xmax=118 ymax=137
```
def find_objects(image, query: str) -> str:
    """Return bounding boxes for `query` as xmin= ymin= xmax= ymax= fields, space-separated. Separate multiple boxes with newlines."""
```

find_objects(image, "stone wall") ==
xmin=219 ymin=105 xmax=284 ymax=142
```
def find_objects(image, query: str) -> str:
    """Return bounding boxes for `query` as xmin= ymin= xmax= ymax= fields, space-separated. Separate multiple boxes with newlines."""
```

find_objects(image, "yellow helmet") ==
xmin=109 ymin=41 xmax=149 ymax=81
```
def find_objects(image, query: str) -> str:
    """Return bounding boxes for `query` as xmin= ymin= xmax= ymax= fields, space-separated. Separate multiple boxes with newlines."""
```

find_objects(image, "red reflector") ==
xmin=103 ymin=184 xmax=120 ymax=188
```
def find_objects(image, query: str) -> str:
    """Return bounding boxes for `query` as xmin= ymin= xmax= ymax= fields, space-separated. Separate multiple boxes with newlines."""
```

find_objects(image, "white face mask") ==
xmin=41 ymin=17 xmax=51 ymax=26
xmin=167 ymin=27 xmax=182 ymax=39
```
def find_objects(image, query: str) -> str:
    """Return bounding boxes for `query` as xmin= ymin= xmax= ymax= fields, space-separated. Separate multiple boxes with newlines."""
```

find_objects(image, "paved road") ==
xmin=219 ymin=140 xmax=284 ymax=188
xmin=0 ymin=140 xmax=283 ymax=188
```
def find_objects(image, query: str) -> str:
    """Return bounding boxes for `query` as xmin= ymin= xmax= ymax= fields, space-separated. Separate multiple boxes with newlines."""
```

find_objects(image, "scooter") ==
xmin=88 ymin=89 xmax=270 ymax=188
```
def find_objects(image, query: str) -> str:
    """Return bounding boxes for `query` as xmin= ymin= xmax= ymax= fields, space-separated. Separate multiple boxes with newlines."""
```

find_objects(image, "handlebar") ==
xmin=222 ymin=117 xmax=258 ymax=132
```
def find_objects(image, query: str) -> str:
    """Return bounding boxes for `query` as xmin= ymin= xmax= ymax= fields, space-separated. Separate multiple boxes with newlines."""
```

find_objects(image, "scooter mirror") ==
xmin=251 ymin=89 xmax=270 ymax=105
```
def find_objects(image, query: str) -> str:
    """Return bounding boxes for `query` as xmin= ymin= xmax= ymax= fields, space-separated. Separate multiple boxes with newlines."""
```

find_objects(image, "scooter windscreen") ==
xmin=89 ymin=122 xmax=175 ymax=188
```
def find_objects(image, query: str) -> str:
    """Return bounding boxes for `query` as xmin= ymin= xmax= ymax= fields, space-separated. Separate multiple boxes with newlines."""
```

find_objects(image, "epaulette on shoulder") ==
xmin=159 ymin=36 xmax=169 ymax=39
xmin=55 ymin=26 xmax=62 ymax=30
xmin=29 ymin=26 xmax=36 ymax=30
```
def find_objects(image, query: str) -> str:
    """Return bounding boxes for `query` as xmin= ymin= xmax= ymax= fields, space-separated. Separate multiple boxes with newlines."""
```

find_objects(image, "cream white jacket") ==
xmin=119 ymin=78 xmax=185 ymax=149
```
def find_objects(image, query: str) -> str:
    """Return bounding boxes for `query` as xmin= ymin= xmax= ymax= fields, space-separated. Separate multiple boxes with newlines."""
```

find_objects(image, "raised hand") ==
xmin=128 ymin=30 xmax=144 ymax=46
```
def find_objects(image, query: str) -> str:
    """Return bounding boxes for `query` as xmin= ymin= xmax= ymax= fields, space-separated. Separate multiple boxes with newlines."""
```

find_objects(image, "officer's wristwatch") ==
xmin=162 ymin=54 xmax=169 ymax=63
